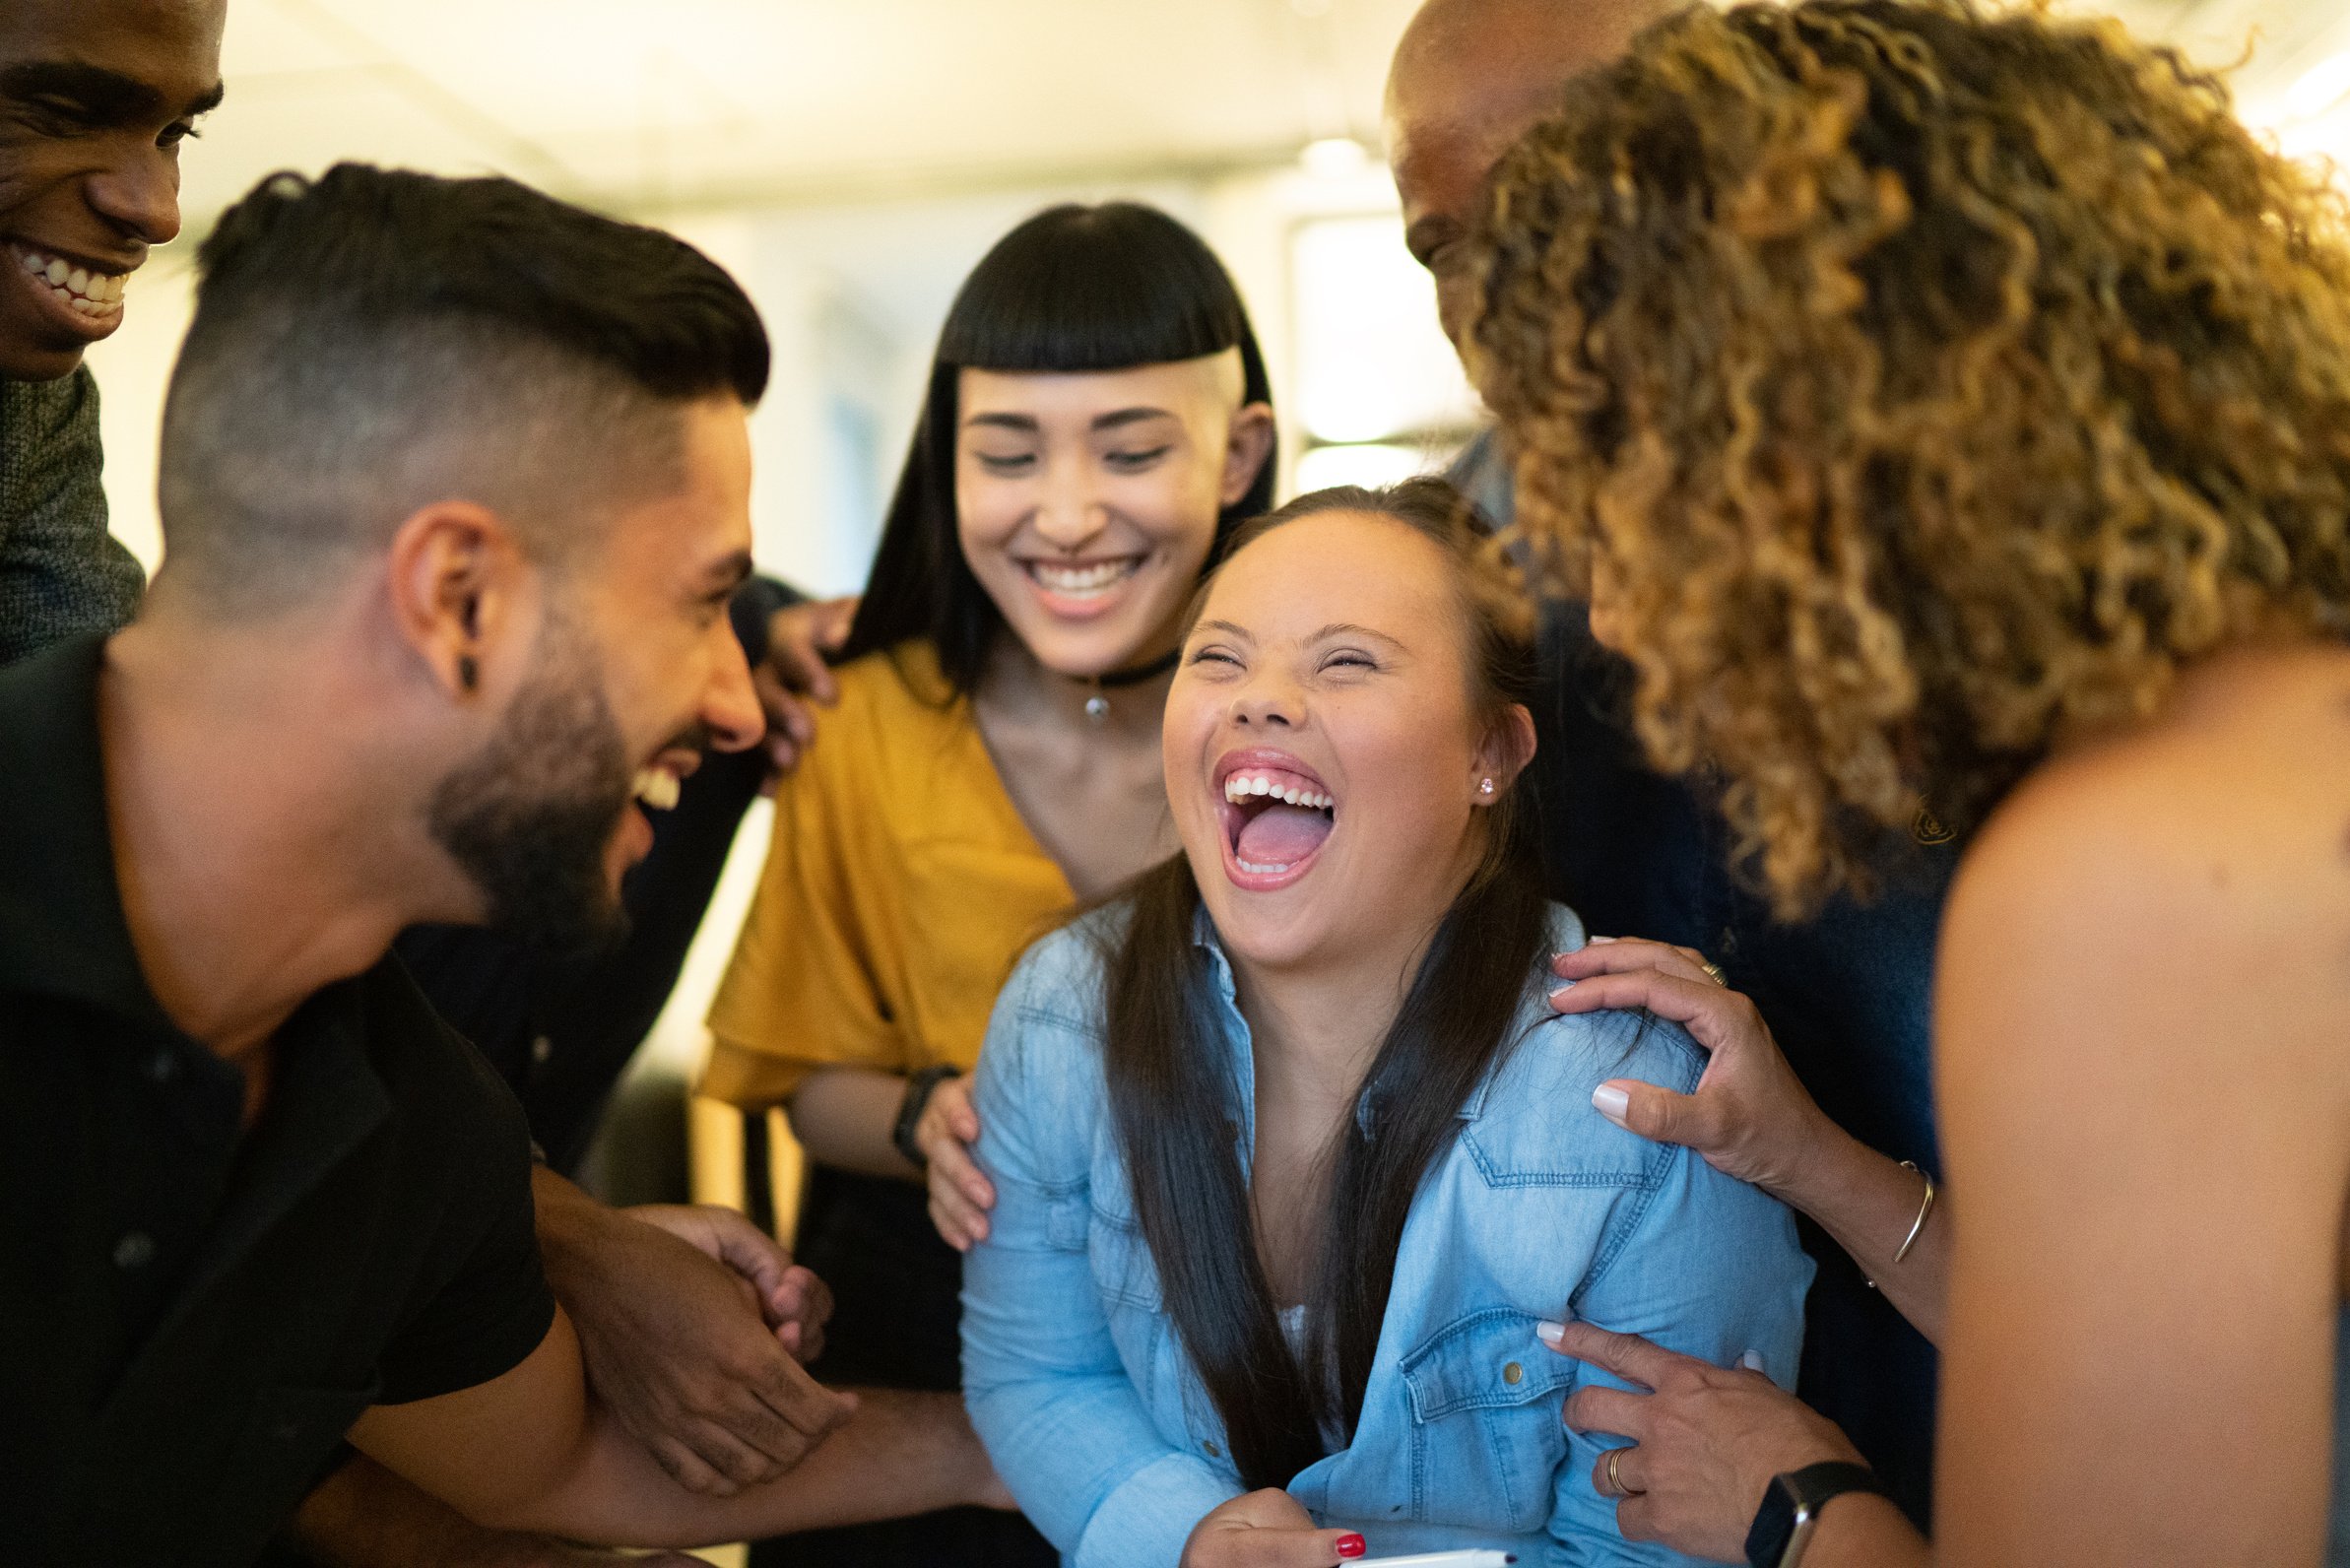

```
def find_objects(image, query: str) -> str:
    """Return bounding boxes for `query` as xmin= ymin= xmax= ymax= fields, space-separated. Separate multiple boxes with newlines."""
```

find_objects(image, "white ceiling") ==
xmin=195 ymin=0 xmax=1424 ymax=224
xmin=182 ymin=0 xmax=2350 ymax=232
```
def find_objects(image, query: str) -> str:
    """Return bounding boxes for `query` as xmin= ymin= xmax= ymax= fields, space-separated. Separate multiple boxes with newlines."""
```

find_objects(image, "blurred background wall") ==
xmin=82 ymin=0 xmax=2350 ymax=1199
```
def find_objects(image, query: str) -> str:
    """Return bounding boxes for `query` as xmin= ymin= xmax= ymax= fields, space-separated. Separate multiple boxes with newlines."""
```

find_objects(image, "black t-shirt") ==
xmin=0 ymin=635 xmax=556 ymax=1567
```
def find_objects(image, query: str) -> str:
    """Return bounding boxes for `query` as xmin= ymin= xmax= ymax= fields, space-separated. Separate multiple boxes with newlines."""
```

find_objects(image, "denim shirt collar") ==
xmin=1183 ymin=902 xmax=1588 ymax=1146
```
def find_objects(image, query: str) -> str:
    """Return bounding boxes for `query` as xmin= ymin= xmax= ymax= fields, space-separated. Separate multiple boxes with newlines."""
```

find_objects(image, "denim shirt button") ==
xmin=1203 ymin=1440 xmax=1221 ymax=1459
xmin=1503 ymin=1361 xmax=1524 ymax=1385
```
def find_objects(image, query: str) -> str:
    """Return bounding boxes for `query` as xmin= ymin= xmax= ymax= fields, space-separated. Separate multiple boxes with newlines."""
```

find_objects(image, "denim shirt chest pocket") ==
xmin=1085 ymin=1141 xmax=1162 ymax=1310
xmin=1399 ymin=1307 xmax=1577 ymax=1533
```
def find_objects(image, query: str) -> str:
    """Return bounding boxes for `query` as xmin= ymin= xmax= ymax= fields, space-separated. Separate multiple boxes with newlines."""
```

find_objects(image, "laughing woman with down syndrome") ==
xmin=957 ymin=480 xmax=1812 ymax=1568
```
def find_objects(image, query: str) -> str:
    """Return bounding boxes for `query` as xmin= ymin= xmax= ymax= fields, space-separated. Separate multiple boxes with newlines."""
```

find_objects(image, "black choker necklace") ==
xmin=1080 ymin=647 xmax=1182 ymax=723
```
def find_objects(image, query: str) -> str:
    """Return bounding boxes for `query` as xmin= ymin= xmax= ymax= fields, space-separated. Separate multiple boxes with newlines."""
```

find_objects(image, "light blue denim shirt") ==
xmin=961 ymin=902 xmax=1814 ymax=1568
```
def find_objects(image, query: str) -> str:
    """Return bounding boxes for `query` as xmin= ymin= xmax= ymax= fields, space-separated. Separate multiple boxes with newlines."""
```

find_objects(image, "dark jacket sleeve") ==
xmin=0 ymin=368 xmax=143 ymax=666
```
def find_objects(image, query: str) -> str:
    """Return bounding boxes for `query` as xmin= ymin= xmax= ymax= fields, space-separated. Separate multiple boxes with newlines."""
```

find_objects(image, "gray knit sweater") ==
xmin=0 ymin=366 xmax=143 ymax=666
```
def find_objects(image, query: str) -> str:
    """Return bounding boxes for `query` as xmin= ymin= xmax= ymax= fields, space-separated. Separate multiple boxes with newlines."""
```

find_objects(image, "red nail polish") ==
xmin=1336 ymin=1535 xmax=1367 ymax=1559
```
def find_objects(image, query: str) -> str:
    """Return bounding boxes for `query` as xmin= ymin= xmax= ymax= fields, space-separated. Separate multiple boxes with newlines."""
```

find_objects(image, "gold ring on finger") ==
xmin=1606 ymin=1447 xmax=1644 ymax=1497
xmin=1701 ymin=960 xmax=1727 ymax=987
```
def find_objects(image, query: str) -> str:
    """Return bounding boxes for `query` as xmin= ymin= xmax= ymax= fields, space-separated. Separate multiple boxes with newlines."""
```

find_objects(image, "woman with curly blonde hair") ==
xmin=1469 ymin=0 xmax=2350 ymax=1564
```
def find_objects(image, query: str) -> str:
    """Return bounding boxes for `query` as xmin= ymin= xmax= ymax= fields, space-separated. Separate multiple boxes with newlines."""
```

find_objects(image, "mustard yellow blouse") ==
xmin=700 ymin=641 xmax=1077 ymax=1109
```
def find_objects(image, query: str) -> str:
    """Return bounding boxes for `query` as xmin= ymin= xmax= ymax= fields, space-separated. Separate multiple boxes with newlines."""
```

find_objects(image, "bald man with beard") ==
xmin=1384 ymin=0 xmax=1955 ymax=1532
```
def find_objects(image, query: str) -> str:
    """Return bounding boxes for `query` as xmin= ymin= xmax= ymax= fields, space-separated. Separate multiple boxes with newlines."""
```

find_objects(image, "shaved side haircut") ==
xmin=158 ymin=163 xmax=768 ymax=616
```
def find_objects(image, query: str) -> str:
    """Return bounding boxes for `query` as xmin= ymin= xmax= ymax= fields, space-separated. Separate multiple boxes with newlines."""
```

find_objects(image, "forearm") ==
xmin=292 ymin=1454 xmax=546 ymax=1567
xmin=530 ymin=1164 xmax=606 ymax=1295
xmin=787 ymin=1067 xmax=919 ymax=1181
xmin=1773 ymin=1121 xmax=1947 ymax=1345
xmin=503 ymin=1387 xmax=995 ymax=1546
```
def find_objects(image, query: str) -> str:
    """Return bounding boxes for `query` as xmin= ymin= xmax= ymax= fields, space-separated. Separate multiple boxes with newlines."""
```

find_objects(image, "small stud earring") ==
xmin=1478 ymin=777 xmax=1495 ymax=795
xmin=456 ymin=653 xmax=479 ymax=693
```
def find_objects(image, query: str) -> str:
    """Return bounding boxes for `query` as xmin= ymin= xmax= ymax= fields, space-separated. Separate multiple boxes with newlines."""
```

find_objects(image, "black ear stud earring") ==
xmin=457 ymin=654 xmax=479 ymax=692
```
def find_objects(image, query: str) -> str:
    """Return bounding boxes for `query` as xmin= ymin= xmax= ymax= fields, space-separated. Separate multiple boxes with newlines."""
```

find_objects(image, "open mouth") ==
xmin=630 ymin=765 xmax=683 ymax=813
xmin=630 ymin=742 xmax=705 ymax=817
xmin=1020 ymin=555 xmax=1144 ymax=609
xmin=1215 ymin=752 xmax=1337 ymax=890
xmin=12 ymin=243 xmax=128 ymax=324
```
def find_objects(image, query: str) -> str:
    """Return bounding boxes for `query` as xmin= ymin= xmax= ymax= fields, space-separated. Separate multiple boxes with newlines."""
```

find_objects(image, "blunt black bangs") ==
xmin=831 ymin=199 xmax=1277 ymax=696
xmin=937 ymin=202 xmax=1249 ymax=374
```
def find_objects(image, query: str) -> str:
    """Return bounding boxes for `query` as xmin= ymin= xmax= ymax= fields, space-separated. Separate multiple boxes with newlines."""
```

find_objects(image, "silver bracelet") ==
xmin=1892 ymin=1159 xmax=1935 ymax=1265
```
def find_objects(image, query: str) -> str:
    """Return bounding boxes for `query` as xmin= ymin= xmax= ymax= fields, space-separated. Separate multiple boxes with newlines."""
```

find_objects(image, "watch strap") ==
xmin=891 ymin=1064 xmax=964 ymax=1169
xmin=1744 ymin=1461 xmax=1886 ymax=1568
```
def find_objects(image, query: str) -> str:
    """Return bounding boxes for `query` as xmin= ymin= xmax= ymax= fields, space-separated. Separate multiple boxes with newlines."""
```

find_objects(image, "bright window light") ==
xmin=2288 ymin=50 xmax=2350 ymax=122
xmin=1294 ymin=441 xmax=1434 ymax=494
xmin=1290 ymin=215 xmax=1482 ymax=446
xmin=1299 ymin=137 xmax=1370 ymax=178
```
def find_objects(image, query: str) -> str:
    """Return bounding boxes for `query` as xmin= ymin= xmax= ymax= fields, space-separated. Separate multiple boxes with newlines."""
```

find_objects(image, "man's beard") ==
xmin=427 ymin=616 xmax=637 ymax=958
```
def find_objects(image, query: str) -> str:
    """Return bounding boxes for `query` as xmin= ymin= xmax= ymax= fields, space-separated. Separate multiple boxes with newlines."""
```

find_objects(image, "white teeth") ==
xmin=631 ymin=766 xmax=682 ymax=812
xmin=1029 ymin=558 xmax=1141 ymax=598
xmin=16 ymin=246 xmax=124 ymax=307
xmin=1221 ymin=773 xmax=1335 ymax=811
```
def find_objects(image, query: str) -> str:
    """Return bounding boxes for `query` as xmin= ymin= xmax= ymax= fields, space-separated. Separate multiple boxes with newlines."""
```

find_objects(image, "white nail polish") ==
xmin=1593 ymin=1083 xmax=1630 ymax=1124
xmin=1535 ymin=1320 xmax=1568 ymax=1346
xmin=1740 ymin=1350 xmax=1766 ymax=1372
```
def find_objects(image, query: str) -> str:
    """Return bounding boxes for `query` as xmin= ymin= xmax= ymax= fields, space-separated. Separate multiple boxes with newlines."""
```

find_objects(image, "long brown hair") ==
xmin=1469 ymin=0 xmax=2350 ymax=915
xmin=1094 ymin=479 xmax=1550 ymax=1487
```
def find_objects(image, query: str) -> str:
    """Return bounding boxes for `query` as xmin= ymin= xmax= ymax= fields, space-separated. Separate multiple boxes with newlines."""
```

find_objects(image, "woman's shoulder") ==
xmin=779 ymin=639 xmax=983 ymax=799
xmin=1959 ymin=644 xmax=2350 ymax=936
xmin=827 ymin=638 xmax=963 ymax=722
xmin=978 ymin=915 xmax=1119 ymax=1074
xmin=971 ymin=918 xmax=1122 ymax=1147
xmin=1000 ymin=913 xmax=1120 ymax=1027
xmin=1944 ymin=642 xmax=2350 ymax=1088
xmin=1461 ymin=903 xmax=1708 ymax=1168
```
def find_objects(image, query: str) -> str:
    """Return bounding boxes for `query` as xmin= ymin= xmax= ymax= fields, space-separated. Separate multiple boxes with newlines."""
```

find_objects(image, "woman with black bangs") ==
xmin=700 ymin=201 xmax=1277 ymax=1567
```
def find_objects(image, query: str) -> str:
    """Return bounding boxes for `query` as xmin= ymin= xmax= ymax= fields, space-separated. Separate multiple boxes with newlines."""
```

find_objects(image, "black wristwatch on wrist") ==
xmin=1744 ymin=1461 xmax=1888 ymax=1568
xmin=891 ymin=1064 xmax=963 ymax=1169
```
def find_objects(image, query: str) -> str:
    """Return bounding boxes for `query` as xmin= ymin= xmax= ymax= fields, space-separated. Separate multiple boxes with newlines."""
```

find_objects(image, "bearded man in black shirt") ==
xmin=0 ymin=163 xmax=1006 ymax=1565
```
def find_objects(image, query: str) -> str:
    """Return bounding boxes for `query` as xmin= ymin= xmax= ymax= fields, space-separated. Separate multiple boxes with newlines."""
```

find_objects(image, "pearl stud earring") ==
xmin=1478 ymin=777 xmax=1495 ymax=795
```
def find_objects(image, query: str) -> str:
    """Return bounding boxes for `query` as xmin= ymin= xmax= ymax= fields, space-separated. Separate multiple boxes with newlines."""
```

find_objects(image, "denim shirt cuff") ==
xmin=1073 ymin=1449 xmax=1244 ymax=1568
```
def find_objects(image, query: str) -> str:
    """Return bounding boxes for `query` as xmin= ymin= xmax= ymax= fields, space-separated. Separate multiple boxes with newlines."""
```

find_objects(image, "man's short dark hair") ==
xmin=159 ymin=163 xmax=769 ymax=614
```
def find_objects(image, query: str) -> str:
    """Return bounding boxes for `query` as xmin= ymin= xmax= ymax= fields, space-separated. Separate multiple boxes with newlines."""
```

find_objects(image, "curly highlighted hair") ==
xmin=1469 ymin=0 xmax=2350 ymax=915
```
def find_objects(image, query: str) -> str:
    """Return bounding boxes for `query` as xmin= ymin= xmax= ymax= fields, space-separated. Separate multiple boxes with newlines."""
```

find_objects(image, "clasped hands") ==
xmin=535 ymin=1172 xmax=852 ymax=1498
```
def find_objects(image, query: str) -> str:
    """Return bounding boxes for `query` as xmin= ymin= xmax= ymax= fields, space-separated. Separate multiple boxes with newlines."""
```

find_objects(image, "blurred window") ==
xmin=1289 ymin=214 xmax=1484 ymax=491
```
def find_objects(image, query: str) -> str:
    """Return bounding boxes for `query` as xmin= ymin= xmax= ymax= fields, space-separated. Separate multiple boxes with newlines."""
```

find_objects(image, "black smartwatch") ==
xmin=891 ymin=1064 xmax=964 ymax=1169
xmin=1744 ymin=1461 xmax=1889 ymax=1568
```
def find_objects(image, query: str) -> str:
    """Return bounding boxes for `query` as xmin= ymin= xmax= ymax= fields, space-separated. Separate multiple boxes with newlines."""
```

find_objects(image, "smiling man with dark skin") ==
xmin=0 ymin=0 xmax=222 ymax=660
